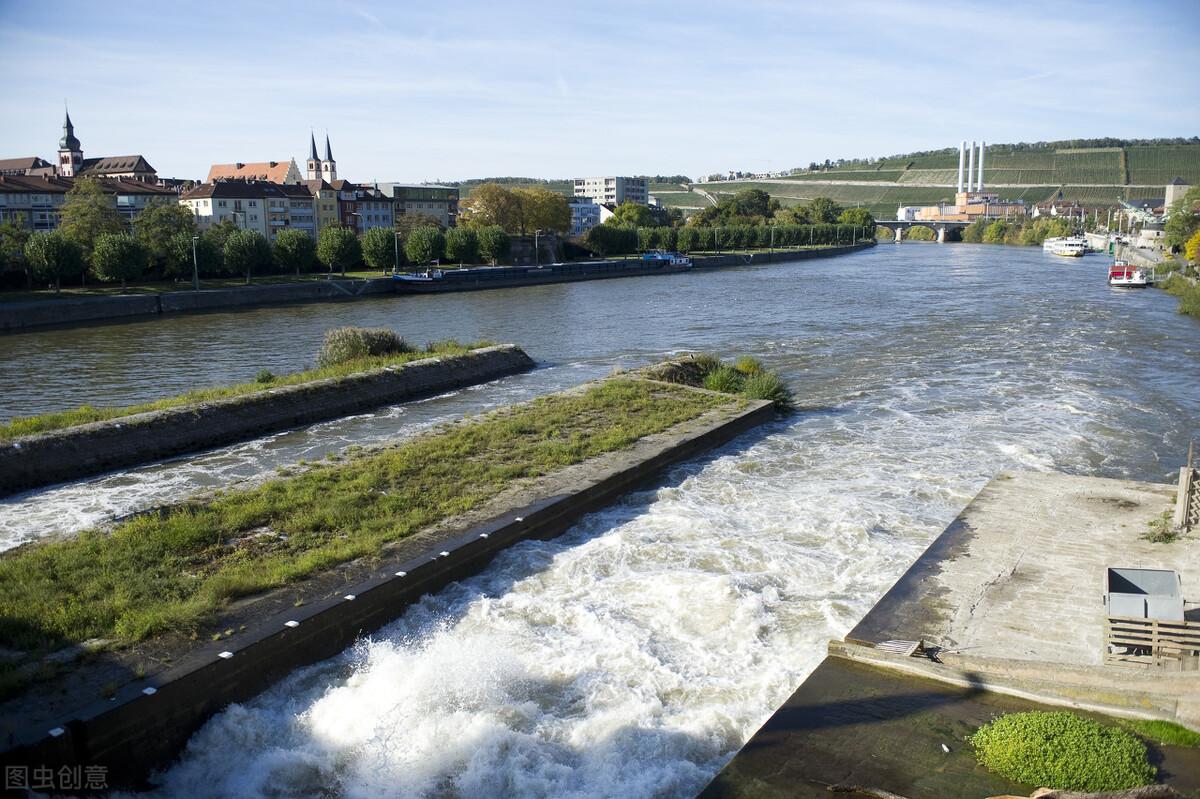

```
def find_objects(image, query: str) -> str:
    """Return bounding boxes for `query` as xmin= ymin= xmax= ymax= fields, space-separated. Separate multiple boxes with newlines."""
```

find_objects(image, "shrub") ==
xmin=733 ymin=356 xmax=763 ymax=375
xmin=317 ymin=327 xmax=413 ymax=367
xmin=702 ymin=365 xmax=745 ymax=394
xmin=969 ymin=711 xmax=1155 ymax=791
xmin=741 ymin=371 xmax=794 ymax=410
xmin=254 ymin=369 xmax=276 ymax=384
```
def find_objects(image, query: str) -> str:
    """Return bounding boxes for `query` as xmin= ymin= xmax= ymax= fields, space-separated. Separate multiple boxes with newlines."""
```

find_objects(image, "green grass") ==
xmin=1119 ymin=719 xmax=1200 ymax=748
xmin=0 ymin=340 xmax=488 ymax=440
xmin=970 ymin=711 xmax=1155 ymax=791
xmin=0 ymin=379 xmax=735 ymax=654
xmin=648 ymin=352 xmax=794 ymax=410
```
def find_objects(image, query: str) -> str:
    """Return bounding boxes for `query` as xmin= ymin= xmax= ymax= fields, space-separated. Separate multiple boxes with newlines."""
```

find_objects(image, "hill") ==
xmin=667 ymin=140 xmax=1200 ymax=220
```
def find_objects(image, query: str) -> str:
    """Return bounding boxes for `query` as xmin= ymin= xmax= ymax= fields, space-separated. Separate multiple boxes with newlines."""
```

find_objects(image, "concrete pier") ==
xmin=702 ymin=471 xmax=1200 ymax=797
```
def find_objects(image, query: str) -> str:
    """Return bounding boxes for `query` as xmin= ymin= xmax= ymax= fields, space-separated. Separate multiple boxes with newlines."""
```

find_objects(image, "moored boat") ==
xmin=1043 ymin=236 xmax=1087 ymax=257
xmin=1108 ymin=260 xmax=1147 ymax=288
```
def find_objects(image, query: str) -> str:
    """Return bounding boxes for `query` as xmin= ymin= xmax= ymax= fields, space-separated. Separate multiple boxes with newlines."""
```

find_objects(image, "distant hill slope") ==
xmin=668 ymin=141 xmax=1200 ymax=220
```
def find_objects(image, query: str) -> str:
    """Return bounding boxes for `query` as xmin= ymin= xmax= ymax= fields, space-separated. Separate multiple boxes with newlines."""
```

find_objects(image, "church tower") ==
xmin=58 ymin=107 xmax=83 ymax=177
xmin=321 ymin=133 xmax=337 ymax=182
xmin=306 ymin=132 xmax=321 ymax=181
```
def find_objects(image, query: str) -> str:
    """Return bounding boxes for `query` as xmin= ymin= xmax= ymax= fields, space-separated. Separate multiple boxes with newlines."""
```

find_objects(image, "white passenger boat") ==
xmin=1043 ymin=236 xmax=1087 ymax=257
xmin=1108 ymin=260 xmax=1147 ymax=288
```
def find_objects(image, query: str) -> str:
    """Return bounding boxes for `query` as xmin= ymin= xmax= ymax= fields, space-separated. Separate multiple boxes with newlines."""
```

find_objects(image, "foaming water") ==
xmin=7 ymin=245 xmax=1200 ymax=797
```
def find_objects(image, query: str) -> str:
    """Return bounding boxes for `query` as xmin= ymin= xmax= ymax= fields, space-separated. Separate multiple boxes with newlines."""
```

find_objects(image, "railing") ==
xmin=1104 ymin=615 xmax=1200 ymax=670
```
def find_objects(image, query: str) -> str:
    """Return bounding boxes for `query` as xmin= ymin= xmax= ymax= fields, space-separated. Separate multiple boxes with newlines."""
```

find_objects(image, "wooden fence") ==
xmin=1104 ymin=615 xmax=1200 ymax=669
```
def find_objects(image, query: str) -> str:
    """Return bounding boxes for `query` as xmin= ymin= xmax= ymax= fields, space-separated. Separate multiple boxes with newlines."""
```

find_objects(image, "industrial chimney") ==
xmin=977 ymin=141 xmax=985 ymax=192
xmin=957 ymin=141 xmax=966 ymax=194
xmin=967 ymin=141 xmax=976 ymax=193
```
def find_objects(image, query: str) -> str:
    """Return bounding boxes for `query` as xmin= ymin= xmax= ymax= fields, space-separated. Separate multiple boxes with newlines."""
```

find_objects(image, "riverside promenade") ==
xmin=702 ymin=470 xmax=1200 ymax=797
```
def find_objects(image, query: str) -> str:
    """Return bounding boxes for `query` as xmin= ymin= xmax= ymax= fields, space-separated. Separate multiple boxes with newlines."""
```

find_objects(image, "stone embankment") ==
xmin=0 ymin=344 xmax=535 ymax=497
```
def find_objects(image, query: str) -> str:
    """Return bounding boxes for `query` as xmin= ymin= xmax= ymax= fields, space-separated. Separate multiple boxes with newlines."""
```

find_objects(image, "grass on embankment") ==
xmin=1162 ymin=272 xmax=1200 ymax=319
xmin=0 ymin=379 xmax=736 ymax=654
xmin=0 ymin=340 xmax=488 ymax=441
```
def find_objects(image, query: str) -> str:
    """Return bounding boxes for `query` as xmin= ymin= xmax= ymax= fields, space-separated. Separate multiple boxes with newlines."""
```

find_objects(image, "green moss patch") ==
xmin=0 ymin=339 xmax=488 ymax=441
xmin=970 ymin=711 xmax=1156 ymax=791
xmin=0 ymin=379 xmax=735 ymax=655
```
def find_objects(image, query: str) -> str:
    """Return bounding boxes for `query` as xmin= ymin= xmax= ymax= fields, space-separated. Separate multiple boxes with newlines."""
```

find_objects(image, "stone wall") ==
xmin=0 ymin=345 xmax=535 ymax=497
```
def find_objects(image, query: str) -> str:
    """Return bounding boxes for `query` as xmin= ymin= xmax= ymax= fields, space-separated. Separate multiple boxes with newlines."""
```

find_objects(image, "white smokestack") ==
xmin=967 ymin=141 xmax=976 ymax=192
xmin=957 ymin=141 xmax=965 ymax=194
xmin=977 ymin=141 xmax=985 ymax=192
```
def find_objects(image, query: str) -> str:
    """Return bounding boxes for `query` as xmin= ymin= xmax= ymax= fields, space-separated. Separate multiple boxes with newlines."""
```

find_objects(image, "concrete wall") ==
xmin=0 ymin=395 xmax=775 ymax=789
xmin=0 ymin=345 xmax=535 ymax=497
xmin=690 ymin=241 xmax=873 ymax=270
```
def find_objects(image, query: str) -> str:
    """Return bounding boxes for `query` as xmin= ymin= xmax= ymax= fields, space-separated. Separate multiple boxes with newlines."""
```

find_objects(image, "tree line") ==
xmin=0 ymin=178 xmax=527 ymax=293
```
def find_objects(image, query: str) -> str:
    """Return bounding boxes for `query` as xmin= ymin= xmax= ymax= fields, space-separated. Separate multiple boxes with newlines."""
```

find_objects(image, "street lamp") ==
xmin=191 ymin=235 xmax=200 ymax=291
xmin=393 ymin=231 xmax=402 ymax=275
xmin=534 ymin=229 xmax=544 ymax=267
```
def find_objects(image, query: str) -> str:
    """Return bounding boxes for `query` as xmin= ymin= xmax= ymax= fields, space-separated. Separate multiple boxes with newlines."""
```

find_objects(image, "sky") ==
xmin=1 ymin=0 xmax=1197 ymax=183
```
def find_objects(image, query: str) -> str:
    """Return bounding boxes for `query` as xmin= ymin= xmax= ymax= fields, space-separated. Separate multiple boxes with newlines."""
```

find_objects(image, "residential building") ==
xmin=573 ymin=176 xmax=648 ymax=206
xmin=328 ymin=181 xmax=394 ymax=232
xmin=0 ymin=175 xmax=176 ymax=230
xmin=377 ymin=183 xmax=459 ymax=227
xmin=568 ymin=196 xmax=603 ymax=236
xmin=206 ymin=160 xmax=302 ymax=185
xmin=304 ymin=179 xmax=340 ymax=233
xmin=180 ymin=179 xmax=315 ymax=241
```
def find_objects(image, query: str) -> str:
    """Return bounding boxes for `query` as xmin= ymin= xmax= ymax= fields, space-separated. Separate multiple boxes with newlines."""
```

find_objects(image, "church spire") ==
xmin=309 ymin=131 xmax=318 ymax=161
xmin=324 ymin=133 xmax=333 ymax=162
xmin=59 ymin=104 xmax=80 ymax=151
xmin=58 ymin=102 xmax=83 ymax=177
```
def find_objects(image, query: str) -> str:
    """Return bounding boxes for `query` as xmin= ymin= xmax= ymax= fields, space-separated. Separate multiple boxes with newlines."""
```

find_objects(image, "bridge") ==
xmin=874 ymin=219 xmax=970 ymax=243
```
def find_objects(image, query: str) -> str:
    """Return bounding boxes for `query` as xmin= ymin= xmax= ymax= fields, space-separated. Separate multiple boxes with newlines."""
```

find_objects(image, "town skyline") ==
xmin=1 ymin=0 xmax=1197 ymax=183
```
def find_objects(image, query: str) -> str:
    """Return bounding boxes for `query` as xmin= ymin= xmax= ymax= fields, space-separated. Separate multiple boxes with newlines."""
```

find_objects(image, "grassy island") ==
xmin=0 ymin=377 xmax=746 ymax=656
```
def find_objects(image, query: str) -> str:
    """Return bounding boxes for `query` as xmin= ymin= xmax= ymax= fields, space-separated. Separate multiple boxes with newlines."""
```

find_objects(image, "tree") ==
xmin=0 ymin=221 xmax=31 ymax=288
xmin=461 ymin=183 xmax=523 ymax=232
xmin=805 ymin=197 xmax=843 ymax=224
xmin=476 ymin=225 xmax=510 ymax=265
xmin=91 ymin=233 xmax=148 ymax=289
xmin=25 ymin=231 xmax=84 ymax=293
xmin=167 ymin=231 xmax=222 ymax=279
xmin=1164 ymin=187 xmax=1200 ymax=250
xmin=223 ymin=229 xmax=271 ymax=284
xmin=445 ymin=226 xmax=479 ymax=265
xmin=513 ymin=187 xmax=570 ymax=234
xmin=360 ymin=226 xmax=397 ymax=273
xmin=982 ymin=220 xmax=1009 ymax=244
xmin=273 ymin=228 xmax=318 ymax=277
xmin=1186 ymin=229 xmax=1200 ymax=264
xmin=585 ymin=224 xmax=637 ymax=256
xmin=607 ymin=202 xmax=655 ymax=228
xmin=838 ymin=207 xmax=876 ymax=232
xmin=203 ymin=219 xmax=240 ymax=254
xmin=133 ymin=202 xmax=195 ymax=271
xmin=404 ymin=226 xmax=446 ymax=264
xmin=316 ymin=226 xmax=362 ymax=276
xmin=58 ymin=177 xmax=124 ymax=263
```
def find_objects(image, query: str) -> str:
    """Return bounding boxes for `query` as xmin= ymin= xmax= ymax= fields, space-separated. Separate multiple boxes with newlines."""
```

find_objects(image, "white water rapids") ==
xmin=2 ymin=245 xmax=1197 ymax=797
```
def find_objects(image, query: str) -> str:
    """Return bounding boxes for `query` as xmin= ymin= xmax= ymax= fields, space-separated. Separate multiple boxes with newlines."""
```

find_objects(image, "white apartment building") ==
xmin=573 ymin=176 xmax=648 ymax=206
xmin=180 ymin=179 xmax=315 ymax=241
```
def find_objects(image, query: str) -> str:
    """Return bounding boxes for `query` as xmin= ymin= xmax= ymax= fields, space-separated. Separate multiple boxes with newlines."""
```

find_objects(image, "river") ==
xmin=3 ymin=244 xmax=1199 ymax=797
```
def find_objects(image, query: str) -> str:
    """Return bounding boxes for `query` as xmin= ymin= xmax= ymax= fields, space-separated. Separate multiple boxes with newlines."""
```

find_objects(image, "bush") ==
xmin=317 ymin=327 xmax=413 ymax=367
xmin=741 ymin=371 xmax=794 ymax=410
xmin=970 ymin=711 xmax=1155 ymax=791
xmin=702 ymin=365 xmax=745 ymax=394
xmin=733 ymin=356 xmax=763 ymax=375
xmin=254 ymin=369 xmax=275 ymax=384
